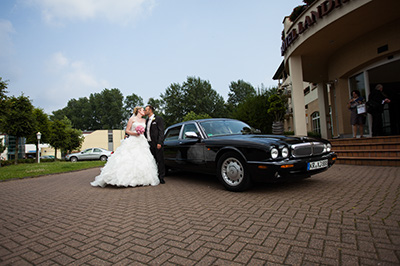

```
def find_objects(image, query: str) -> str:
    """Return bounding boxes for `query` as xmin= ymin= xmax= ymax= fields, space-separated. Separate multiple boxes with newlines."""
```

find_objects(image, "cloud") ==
xmin=28 ymin=0 xmax=156 ymax=25
xmin=0 ymin=19 xmax=15 ymax=57
xmin=44 ymin=52 xmax=109 ymax=111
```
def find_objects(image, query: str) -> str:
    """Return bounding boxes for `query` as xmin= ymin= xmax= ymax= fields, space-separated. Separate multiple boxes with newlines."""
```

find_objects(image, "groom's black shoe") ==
xmin=160 ymin=179 xmax=165 ymax=184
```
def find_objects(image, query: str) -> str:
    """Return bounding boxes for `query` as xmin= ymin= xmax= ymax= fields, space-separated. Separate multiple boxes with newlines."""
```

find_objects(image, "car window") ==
xmin=200 ymin=120 xmax=251 ymax=137
xmin=82 ymin=149 xmax=92 ymax=154
xmin=93 ymin=148 xmax=102 ymax=153
xmin=165 ymin=126 xmax=182 ymax=141
xmin=182 ymin=123 xmax=200 ymax=139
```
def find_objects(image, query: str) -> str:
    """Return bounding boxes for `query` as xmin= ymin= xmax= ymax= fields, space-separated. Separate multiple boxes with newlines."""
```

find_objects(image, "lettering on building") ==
xmin=281 ymin=0 xmax=351 ymax=56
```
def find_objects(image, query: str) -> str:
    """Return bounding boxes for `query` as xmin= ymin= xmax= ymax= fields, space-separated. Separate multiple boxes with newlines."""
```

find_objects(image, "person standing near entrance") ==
xmin=144 ymin=105 xmax=166 ymax=184
xmin=368 ymin=84 xmax=391 ymax=136
xmin=348 ymin=90 xmax=366 ymax=138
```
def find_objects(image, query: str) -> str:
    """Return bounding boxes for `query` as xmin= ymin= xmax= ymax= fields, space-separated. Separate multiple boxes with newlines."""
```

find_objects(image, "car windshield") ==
xmin=199 ymin=120 xmax=255 ymax=137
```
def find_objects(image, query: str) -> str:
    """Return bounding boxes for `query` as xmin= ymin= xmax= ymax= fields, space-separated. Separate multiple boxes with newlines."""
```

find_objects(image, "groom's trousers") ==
xmin=149 ymin=143 xmax=165 ymax=181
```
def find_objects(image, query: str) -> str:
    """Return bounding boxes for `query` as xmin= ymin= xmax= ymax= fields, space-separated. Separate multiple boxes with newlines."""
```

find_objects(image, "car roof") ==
xmin=167 ymin=118 xmax=240 ymax=128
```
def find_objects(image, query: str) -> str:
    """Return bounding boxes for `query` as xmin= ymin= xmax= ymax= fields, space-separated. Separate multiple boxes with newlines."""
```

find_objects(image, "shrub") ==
xmin=289 ymin=5 xmax=306 ymax=22
xmin=303 ymin=0 xmax=316 ymax=5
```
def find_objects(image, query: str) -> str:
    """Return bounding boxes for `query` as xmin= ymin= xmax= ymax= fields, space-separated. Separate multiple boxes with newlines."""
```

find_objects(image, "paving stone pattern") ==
xmin=0 ymin=165 xmax=399 ymax=265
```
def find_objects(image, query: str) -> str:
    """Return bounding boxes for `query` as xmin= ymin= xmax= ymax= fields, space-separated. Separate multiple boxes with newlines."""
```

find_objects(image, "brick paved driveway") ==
xmin=0 ymin=165 xmax=399 ymax=265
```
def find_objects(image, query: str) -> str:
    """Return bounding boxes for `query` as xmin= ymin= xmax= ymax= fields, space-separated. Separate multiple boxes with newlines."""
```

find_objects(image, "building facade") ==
xmin=275 ymin=0 xmax=400 ymax=138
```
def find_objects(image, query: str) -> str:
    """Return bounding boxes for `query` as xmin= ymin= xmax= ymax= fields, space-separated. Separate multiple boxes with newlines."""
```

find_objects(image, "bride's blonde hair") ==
xmin=133 ymin=106 xmax=142 ymax=116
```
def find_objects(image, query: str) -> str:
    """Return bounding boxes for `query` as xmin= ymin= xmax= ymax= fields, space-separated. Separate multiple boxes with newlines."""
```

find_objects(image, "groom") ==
xmin=144 ymin=105 xmax=166 ymax=184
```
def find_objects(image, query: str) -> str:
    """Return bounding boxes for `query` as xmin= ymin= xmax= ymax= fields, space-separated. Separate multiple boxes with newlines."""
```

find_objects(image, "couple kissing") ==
xmin=91 ymin=105 xmax=165 ymax=187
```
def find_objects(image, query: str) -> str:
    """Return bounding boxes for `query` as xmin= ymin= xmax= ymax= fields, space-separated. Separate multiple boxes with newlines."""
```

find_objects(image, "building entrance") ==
xmin=368 ymin=59 xmax=400 ymax=136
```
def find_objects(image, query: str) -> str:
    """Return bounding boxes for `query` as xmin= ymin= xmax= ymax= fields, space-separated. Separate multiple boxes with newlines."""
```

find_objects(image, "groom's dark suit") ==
xmin=145 ymin=115 xmax=165 ymax=182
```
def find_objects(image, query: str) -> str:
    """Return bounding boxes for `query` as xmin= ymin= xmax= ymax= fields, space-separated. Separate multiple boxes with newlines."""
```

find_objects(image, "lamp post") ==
xmin=36 ymin=132 xmax=41 ymax=163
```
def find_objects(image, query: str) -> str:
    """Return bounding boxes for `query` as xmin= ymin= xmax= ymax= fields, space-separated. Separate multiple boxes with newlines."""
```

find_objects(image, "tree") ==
xmin=48 ymin=117 xmax=83 ymax=159
xmin=48 ymin=120 xmax=68 ymax=159
xmin=99 ymin=88 xmax=124 ymax=129
xmin=232 ymin=91 xmax=274 ymax=134
xmin=25 ymin=108 xmax=51 ymax=162
xmin=226 ymin=80 xmax=256 ymax=117
xmin=227 ymin=80 xmax=256 ymax=107
xmin=160 ymin=83 xmax=185 ymax=126
xmin=267 ymin=94 xmax=287 ymax=122
xmin=147 ymin=97 xmax=163 ymax=114
xmin=0 ymin=77 xmax=8 ymax=101
xmin=124 ymin=93 xmax=144 ymax=118
xmin=51 ymin=88 xmax=126 ymax=131
xmin=183 ymin=111 xmax=212 ymax=122
xmin=0 ymin=78 xmax=9 ymax=125
xmin=160 ymin=76 xmax=225 ymax=127
xmin=1 ymin=95 xmax=35 ymax=164
xmin=182 ymin=77 xmax=225 ymax=118
xmin=63 ymin=127 xmax=84 ymax=154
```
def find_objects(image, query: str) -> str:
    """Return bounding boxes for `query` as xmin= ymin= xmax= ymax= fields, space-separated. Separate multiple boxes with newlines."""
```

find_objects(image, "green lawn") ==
xmin=0 ymin=161 xmax=105 ymax=181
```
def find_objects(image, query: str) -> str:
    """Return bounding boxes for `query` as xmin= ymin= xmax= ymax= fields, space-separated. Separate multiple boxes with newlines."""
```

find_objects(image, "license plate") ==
xmin=308 ymin=159 xmax=328 ymax=171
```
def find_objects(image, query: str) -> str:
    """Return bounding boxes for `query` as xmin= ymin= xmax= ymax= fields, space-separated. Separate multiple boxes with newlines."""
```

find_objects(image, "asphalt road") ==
xmin=0 ymin=164 xmax=399 ymax=265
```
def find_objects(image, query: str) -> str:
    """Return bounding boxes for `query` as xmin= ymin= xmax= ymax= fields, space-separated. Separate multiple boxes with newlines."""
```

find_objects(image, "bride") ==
xmin=90 ymin=106 xmax=160 ymax=187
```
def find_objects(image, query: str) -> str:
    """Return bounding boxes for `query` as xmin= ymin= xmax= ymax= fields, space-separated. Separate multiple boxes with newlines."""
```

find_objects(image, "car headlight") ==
xmin=326 ymin=143 xmax=331 ymax=152
xmin=281 ymin=147 xmax=289 ymax=158
xmin=271 ymin=148 xmax=279 ymax=159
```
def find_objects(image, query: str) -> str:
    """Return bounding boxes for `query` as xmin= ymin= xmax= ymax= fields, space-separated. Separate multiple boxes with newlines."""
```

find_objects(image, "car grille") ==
xmin=291 ymin=142 xmax=326 ymax=158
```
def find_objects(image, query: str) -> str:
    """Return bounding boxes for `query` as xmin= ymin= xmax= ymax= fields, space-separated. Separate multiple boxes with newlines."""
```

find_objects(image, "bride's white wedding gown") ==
xmin=90 ymin=121 xmax=159 ymax=187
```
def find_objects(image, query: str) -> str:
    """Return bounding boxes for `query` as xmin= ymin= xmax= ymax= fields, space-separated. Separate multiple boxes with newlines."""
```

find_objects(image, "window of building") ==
xmin=303 ymin=86 xmax=310 ymax=96
xmin=311 ymin=112 xmax=321 ymax=135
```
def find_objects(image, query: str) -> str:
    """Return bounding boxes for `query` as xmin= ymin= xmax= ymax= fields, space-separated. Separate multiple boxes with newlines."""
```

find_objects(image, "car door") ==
xmin=178 ymin=123 xmax=205 ymax=170
xmin=163 ymin=125 xmax=182 ymax=169
xmin=79 ymin=148 xmax=94 ymax=160
xmin=92 ymin=148 xmax=103 ymax=160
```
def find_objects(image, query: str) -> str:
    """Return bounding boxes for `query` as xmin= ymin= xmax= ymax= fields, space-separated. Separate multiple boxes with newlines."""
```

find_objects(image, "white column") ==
xmin=288 ymin=56 xmax=307 ymax=136
xmin=317 ymin=83 xmax=330 ymax=139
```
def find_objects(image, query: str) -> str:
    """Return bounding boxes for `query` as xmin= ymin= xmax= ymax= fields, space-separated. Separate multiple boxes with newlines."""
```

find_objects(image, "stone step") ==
xmin=330 ymin=135 xmax=400 ymax=167
xmin=334 ymin=149 xmax=400 ymax=158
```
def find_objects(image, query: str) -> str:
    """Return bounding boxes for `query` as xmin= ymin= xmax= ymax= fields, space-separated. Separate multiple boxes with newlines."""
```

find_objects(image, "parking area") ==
xmin=0 ymin=165 xmax=399 ymax=265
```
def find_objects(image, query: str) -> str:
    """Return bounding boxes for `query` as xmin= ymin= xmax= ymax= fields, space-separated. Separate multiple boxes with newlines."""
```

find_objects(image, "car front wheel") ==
xmin=70 ymin=157 xmax=78 ymax=162
xmin=217 ymin=152 xmax=252 ymax=192
xmin=100 ymin=155 xmax=108 ymax=162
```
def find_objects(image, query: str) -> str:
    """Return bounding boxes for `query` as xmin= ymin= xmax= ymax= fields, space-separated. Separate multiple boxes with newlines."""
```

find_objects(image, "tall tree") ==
xmin=48 ymin=120 xmax=67 ymax=159
xmin=48 ymin=117 xmax=82 ymax=158
xmin=1 ymin=95 xmax=35 ymax=164
xmin=227 ymin=80 xmax=256 ymax=106
xmin=63 ymin=127 xmax=84 ymax=154
xmin=0 ymin=78 xmax=9 ymax=125
xmin=124 ymin=93 xmax=144 ymax=121
xmin=160 ymin=83 xmax=185 ymax=126
xmin=25 ymin=108 xmax=51 ymax=162
xmin=232 ymin=91 xmax=273 ymax=134
xmin=182 ymin=76 xmax=225 ymax=118
xmin=160 ymin=77 xmax=225 ymax=126
xmin=147 ymin=97 xmax=163 ymax=114
xmin=0 ymin=77 xmax=8 ymax=101
xmin=52 ymin=88 xmax=125 ymax=130
xmin=226 ymin=80 xmax=256 ymax=117
xmin=98 ymin=88 xmax=124 ymax=129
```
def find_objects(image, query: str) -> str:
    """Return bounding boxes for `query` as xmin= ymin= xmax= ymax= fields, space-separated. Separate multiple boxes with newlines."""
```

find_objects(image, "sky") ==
xmin=0 ymin=0 xmax=302 ymax=114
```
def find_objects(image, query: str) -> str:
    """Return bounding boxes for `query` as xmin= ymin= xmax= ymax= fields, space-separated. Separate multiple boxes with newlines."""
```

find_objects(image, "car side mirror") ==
xmin=185 ymin=131 xmax=200 ymax=139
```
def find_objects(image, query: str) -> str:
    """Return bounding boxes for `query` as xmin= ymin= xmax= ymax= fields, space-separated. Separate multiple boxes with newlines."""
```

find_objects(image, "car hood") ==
xmin=205 ymin=134 xmax=328 ymax=147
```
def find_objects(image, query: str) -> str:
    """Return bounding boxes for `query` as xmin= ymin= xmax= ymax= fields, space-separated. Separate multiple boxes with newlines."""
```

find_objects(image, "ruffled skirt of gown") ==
xmin=90 ymin=134 xmax=159 ymax=187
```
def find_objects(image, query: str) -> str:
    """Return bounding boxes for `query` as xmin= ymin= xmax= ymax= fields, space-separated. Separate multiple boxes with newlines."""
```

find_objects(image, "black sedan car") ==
xmin=164 ymin=118 xmax=337 ymax=191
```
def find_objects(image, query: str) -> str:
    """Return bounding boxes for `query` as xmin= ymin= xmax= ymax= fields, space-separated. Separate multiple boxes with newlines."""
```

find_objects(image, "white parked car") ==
xmin=65 ymin=148 xmax=113 ymax=162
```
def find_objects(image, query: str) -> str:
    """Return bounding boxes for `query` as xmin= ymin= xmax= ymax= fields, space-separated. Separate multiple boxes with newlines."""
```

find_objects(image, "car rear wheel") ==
xmin=217 ymin=152 xmax=252 ymax=192
xmin=100 ymin=155 xmax=108 ymax=162
xmin=70 ymin=157 xmax=78 ymax=162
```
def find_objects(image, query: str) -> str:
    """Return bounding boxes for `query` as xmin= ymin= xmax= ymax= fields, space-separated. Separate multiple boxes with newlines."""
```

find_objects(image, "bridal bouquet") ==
xmin=135 ymin=125 xmax=145 ymax=135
